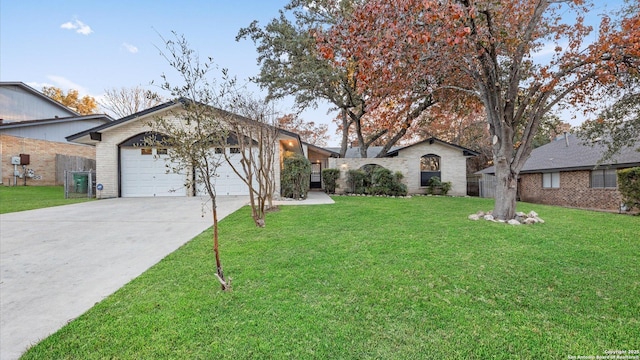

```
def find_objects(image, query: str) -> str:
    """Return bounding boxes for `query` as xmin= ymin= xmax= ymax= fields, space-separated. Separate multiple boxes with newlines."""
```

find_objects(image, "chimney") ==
xmin=564 ymin=132 xmax=569 ymax=147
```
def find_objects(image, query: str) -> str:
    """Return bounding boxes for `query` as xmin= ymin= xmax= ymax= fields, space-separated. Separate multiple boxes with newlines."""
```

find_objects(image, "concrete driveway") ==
xmin=0 ymin=196 xmax=247 ymax=360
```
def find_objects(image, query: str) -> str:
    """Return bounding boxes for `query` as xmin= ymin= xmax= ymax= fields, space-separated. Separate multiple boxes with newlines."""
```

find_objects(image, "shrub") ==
xmin=322 ymin=168 xmax=340 ymax=194
xmin=427 ymin=176 xmax=452 ymax=195
xmin=369 ymin=168 xmax=407 ymax=196
xmin=617 ymin=167 xmax=640 ymax=210
xmin=281 ymin=153 xmax=311 ymax=199
xmin=347 ymin=169 xmax=368 ymax=194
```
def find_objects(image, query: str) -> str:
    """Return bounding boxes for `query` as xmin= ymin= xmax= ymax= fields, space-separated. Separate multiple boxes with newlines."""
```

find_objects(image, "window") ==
xmin=591 ymin=169 xmax=617 ymax=188
xmin=229 ymin=147 xmax=241 ymax=154
xmin=420 ymin=154 xmax=441 ymax=186
xmin=421 ymin=155 xmax=440 ymax=171
xmin=214 ymin=147 xmax=224 ymax=154
xmin=156 ymin=148 xmax=168 ymax=155
xmin=542 ymin=172 xmax=560 ymax=188
xmin=140 ymin=148 xmax=152 ymax=155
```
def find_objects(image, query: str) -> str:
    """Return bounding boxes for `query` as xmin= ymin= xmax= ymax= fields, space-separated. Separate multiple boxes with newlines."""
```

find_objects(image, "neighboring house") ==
xmin=323 ymin=138 xmax=479 ymax=196
xmin=0 ymin=82 xmax=113 ymax=185
xmin=67 ymin=100 xmax=304 ymax=198
xmin=477 ymin=133 xmax=640 ymax=212
xmin=0 ymin=81 xmax=80 ymax=121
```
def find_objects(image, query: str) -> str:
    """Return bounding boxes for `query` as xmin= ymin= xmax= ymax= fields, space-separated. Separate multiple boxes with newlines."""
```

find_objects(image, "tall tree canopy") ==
xmin=325 ymin=0 xmax=640 ymax=220
xmin=42 ymin=86 xmax=98 ymax=115
xmin=238 ymin=0 xmax=438 ymax=158
xmin=579 ymin=1 xmax=640 ymax=161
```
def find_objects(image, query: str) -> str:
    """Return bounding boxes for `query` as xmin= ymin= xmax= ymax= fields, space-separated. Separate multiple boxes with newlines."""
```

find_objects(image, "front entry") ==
xmin=310 ymin=162 xmax=322 ymax=189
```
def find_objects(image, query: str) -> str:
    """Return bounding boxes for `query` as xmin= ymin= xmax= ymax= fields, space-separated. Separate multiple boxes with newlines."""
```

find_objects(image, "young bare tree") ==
xmin=223 ymin=95 xmax=280 ymax=227
xmin=100 ymin=86 xmax=164 ymax=118
xmin=148 ymin=32 xmax=235 ymax=291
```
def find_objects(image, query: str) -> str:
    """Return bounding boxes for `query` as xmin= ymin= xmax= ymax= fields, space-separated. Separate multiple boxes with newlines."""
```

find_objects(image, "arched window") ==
xmin=420 ymin=154 xmax=441 ymax=186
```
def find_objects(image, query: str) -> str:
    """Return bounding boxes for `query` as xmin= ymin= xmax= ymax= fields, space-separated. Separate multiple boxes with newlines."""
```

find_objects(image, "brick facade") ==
xmin=519 ymin=170 xmax=624 ymax=212
xmin=1 ymin=134 xmax=96 ymax=186
xmin=328 ymin=141 xmax=470 ymax=196
xmin=94 ymin=108 xmax=289 ymax=199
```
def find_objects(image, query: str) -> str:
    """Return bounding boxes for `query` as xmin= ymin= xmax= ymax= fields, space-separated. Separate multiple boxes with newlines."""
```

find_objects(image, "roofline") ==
xmin=303 ymin=142 xmax=341 ymax=157
xmin=519 ymin=162 xmax=640 ymax=173
xmin=66 ymin=98 xmax=306 ymax=153
xmin=66 ymin=100 xmax=183 ymax=142
xmin=0 ymin=81 xmax=81 ymax=116
xmin=0 ymin=114 xmax=114 ymax=129
xmin=387 ymin=137 xmax=480 ymax=157
xmin=478 ymin=162 xmax=640 ymax=175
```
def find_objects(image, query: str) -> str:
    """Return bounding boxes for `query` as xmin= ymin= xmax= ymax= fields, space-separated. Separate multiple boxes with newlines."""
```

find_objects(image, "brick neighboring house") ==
xmin=478 ymin=133 xmax=640 ymax=212
xmin=0 ymin=82 xmax=114 ymax=185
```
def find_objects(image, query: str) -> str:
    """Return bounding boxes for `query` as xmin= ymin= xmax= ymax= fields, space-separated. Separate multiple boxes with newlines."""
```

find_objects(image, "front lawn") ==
xmin=22 ymin=196 xmax=639 ymax=359
xmin=0 ymin=186 xmax=93 ymax=214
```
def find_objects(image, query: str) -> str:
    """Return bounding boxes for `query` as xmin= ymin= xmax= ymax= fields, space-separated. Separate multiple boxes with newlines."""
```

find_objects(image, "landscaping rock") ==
xmin=469 ymin=209 xmax=545 ymax=225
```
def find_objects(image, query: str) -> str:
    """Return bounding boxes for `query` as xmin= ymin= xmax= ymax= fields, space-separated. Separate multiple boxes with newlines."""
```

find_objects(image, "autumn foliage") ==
xmin=320 ymin=0 xmax=640 ymax=219
xmin=42 ymin=86 xmax=98 ymax=115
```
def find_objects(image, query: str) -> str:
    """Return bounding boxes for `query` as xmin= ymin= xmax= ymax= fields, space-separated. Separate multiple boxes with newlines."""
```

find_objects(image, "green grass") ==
xmin=21 ymin=196 xmax=639 ymax=359
xmin=0 ymin=186 xmax=94 ymax=214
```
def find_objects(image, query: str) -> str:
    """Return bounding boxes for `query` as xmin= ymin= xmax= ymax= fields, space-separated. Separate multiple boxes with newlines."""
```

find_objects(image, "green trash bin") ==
xmin=74 ymin=173 xmax=88 ymax=193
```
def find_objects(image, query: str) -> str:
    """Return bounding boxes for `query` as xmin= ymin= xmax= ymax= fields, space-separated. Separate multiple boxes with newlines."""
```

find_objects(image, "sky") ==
xmin=0 ymin=0 xmax=339 ymax=143
xmin=0 ymin=1 xmax=627 ymax=146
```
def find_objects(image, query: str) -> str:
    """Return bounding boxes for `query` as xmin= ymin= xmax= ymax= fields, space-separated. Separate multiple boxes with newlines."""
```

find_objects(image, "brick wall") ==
xmin=519 ymin=170 xmax=624 ymax=211
xmin=1 ymin=134 xmax=96 ymax=186
xmin=94 ymin=108 xmax=286 ymax=198
xmin=327 ymin=142 xmax=470 ymax=196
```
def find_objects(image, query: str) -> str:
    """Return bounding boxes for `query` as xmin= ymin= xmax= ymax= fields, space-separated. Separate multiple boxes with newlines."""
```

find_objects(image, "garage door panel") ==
xmin=196 ymin=152 xmax=251 ymax=196
xmin=120 ymin=148 xmax=186 ymax=197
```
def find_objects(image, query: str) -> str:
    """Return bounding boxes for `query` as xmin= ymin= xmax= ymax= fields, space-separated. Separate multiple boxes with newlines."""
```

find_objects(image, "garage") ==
xmin=120 ymin=147 xmax=187 ymax=197
xmin=196 ymin=149 xmax=250 ymax=196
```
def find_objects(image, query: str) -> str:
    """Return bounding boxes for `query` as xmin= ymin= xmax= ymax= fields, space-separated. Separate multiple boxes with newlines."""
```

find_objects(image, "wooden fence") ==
xmin=55 ymin=154 xmax=96 ymax=185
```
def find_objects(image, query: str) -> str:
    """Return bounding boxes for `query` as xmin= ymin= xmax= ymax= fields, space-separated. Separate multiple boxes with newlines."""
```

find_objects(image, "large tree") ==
xmin=42 ymin=86 xmax=98 ymax=115
xmin=327 ymin=0 xmax=640 ymax=220
xmin=100 ymin=86 xmax=164 ymax=118
xmin=578 ymin=1 xmax=640 ymax=161
xmin=239 ymin=0 xmax=437 ymax=158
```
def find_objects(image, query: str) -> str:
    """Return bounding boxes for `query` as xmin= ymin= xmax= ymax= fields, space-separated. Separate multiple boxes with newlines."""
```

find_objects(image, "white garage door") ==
xmin=121 ymin=148 xmax=187 ymax=197
xmin=196 ymin=150 xmax=250 ymax=196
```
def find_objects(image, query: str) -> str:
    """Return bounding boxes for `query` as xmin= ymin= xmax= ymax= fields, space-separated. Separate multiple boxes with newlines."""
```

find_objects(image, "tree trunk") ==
xmin=339 ymin=108 xmax=349 ymax=157
xmin=492 ymin=159 xmax=518 ymax=220
xmin=212 ymin=199 xmax=228 ymax=291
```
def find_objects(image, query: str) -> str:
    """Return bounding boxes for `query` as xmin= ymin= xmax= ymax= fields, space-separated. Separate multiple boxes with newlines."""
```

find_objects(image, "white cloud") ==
xmin=122 ymin=43 xmax=139 ymax=54
xmin=46 ymin=75 xmax=90 ymax=95
xmin=25 ymin=81 xmax=55 ymax=90
xmin=60 ymin=18 xmax=93 ymax=35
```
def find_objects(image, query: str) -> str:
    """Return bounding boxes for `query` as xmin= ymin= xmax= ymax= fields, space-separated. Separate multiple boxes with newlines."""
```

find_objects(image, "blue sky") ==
xmin=0 ymin=0 xmax=339 ymax=142
xmin=0 ymin=1 xmax=626 ymax=146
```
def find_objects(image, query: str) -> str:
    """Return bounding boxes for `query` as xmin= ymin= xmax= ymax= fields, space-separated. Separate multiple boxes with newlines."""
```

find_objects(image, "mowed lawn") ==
xmin=0 ymin=186 xmax=93 ymax=214
xmin=22 ymin=196 xmax=639 ymax=359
